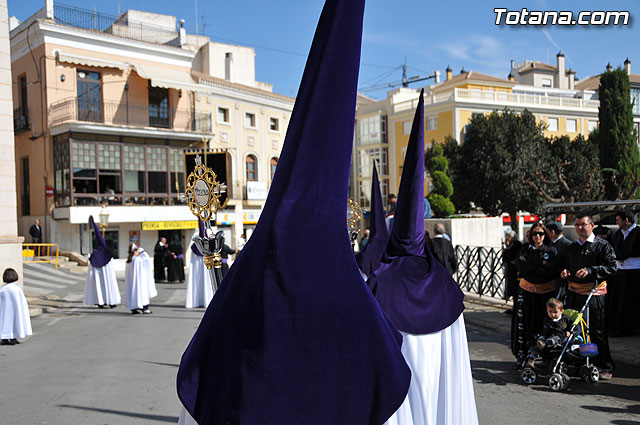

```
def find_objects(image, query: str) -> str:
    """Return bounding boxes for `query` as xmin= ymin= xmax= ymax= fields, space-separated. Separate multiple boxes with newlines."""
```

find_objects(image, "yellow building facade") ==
xmin=352 ymin=56 xmax=608 ymax=212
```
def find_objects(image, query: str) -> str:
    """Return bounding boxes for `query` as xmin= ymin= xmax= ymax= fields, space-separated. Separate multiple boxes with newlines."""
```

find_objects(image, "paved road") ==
xmin=468 ymin=323 xmax=640 ymax=424
xmin=2 ymin=265 xmax=639 ymax=424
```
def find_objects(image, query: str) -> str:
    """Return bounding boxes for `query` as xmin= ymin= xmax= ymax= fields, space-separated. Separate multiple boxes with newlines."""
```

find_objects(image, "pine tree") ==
xmin=595 ymin=67 xmax=640 ymax=199
xmin=425 ymin=143 xmax=455 ymax=217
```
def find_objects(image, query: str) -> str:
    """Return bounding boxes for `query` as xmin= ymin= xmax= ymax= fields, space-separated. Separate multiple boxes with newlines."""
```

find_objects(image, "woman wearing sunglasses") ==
xmin=511 ymin=221 xmax=561 ymax=366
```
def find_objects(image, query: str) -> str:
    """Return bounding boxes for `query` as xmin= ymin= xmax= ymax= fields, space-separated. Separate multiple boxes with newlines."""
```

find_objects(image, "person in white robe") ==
xmin=125 ymin=244 xmax=156 ymax=314
xmin=0 ymin=268 xmax=33 ymax=345
xmin=185 ymin=222 xmax=214 ymax=309
xmin=368 ymin=93 xmax=478 ymax=425
xmin=84 ymin=216 xmax=121 ymax=308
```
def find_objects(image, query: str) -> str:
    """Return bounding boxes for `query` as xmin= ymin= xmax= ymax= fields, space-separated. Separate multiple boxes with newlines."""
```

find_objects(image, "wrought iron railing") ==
xmin=13 ymin=106 xmax=29 ymax=132
xmin=454 ymin=245 xmax=505 ymax=299
xmin=49 ymin=98 xmax=211 ymax=134
xmin=53 ymin=3 xmax=181 ymax=46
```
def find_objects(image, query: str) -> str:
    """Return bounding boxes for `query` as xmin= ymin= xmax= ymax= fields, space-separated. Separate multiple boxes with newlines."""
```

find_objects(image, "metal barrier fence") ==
xmin=454 ymin=245 xmax=505 ymax=299
xmin=22 ymin=244 xmax=60 ymax=270
xmin=53 ymin=4 xmax=180 ymax=46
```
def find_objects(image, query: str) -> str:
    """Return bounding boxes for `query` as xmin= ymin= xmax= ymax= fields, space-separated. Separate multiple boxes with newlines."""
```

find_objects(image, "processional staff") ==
xmin=183 ymin=154 xmax=227 ymax=291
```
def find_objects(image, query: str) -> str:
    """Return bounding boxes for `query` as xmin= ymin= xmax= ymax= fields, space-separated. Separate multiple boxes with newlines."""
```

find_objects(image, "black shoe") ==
xmin=0 ymin=339 xmax=9 ymax=345
xmin=131 ymin=309 xmax=142 ymax=314
xmin=142 ymin=308 xmax=152 ymax=314
xmin=109 ymin=305 xmax=117 ymax=309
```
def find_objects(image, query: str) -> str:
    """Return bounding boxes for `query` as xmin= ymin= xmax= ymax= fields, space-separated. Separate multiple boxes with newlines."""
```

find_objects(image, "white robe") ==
xmin=125 ymin=251 xmax=156 ymax=310
xmin=185 ymin=251 xmax=214 ymax=309
xmin=0 ymin=283 xmax=33 ymax=340
xmin=83 ymin=260 xmax=121 ymax=306
xmin=385 ymin=314 xmax=479 ymax=425
xmin=177 ymin=407 xmax=198 ymax=425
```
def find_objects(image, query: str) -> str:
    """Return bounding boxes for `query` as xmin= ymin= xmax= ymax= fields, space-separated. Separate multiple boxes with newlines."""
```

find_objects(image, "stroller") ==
xmin=520 ymin=282 xmax=601 ymax=391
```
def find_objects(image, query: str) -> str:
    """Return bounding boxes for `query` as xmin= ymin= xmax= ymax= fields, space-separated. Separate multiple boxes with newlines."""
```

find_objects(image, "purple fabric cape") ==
xmin=176 ymin=1 xmax=411 ymax=424
xmin=368 ymin=91 xmax=464 ymax=334
xmin=356 ymin=164 xmax=389 ymax=276
xmin=190 ymin=219 xmax=206 ymax=257
xmin=89 ymin=216 xmax=113 ymax=268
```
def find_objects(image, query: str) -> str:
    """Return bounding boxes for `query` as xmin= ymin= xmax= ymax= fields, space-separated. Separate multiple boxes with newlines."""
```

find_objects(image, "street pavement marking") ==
xmin=24 ymin=263 xmax=87 ymax=280
xmin=164 ymin=288 xmax=186 ymax=306
xmin=23 ymin=269 xmax=81 ymax=286
xmin=21 ymin=275 xmax=67 ymax=289
xmin=23 ymin=286 xmax=52 ymax=295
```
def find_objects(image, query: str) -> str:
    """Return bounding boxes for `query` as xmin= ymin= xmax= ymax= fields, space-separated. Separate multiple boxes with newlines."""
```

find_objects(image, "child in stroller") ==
xmin=521 ymin=293 xmax=602 ymax=390
xmin=524 ymin=298 xmax=572 ymax=369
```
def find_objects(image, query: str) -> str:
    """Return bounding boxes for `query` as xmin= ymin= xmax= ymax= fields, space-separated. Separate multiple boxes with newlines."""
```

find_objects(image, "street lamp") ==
xmin=99 ymin=203 xmax=109 ymax=238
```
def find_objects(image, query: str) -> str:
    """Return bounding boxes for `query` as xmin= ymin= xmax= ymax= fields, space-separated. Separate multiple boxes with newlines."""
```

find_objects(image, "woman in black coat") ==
xmin=511 ymin=221 xmax=560 ymax=364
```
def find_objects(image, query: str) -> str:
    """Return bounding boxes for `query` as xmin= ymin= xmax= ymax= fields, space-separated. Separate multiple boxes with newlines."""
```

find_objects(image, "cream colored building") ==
xmin=0 ymin=0 xmax=23 ymax=283
xmin=11 ymin=1 xmax=293 ymax=260
xmin=352 ymin=53 xmax=620 ymax=212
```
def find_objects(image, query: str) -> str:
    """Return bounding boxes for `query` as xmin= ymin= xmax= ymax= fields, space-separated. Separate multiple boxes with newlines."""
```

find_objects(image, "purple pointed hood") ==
xmin=89 ymin=215 xmax=113 ymax=268
xmin=190 ymin=219 xmax=206 ymax=257
xmin=356 ymin=163 xmax=389 ymax=276
xmin=176 ymin=1 xmax=410 ymax=424
xmin=368 ymin=91 xmax=464 ymax=334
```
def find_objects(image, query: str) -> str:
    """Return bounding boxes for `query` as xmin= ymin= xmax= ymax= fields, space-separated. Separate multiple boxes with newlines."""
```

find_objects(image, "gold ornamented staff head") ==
xmin=347 ymin=198 xmax=363 ymax=233
xmin=184 ymin=154 xmax=227 ymax=221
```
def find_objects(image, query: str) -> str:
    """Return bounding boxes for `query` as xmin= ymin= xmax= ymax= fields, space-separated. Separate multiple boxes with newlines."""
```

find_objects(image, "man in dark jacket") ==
xmin=560 ymin=214 xmax=617 ymax=379
xmin=427 ymin=223 xmax=457 ymax=275
xmin=545 ymin=221 xmax=572 ymax=256
xmin=153 ymin=237 xmax=168 ymax=282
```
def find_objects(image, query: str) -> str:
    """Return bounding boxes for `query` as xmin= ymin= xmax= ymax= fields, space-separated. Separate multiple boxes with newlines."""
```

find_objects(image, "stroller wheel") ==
xmin=521 ymin=367 xmax=537 ymax=385
xmin=549 ymin=373 xmax=564 ymax=391
xmin=560 ymin=372 xmax=570 ymax=389
xmin=587 ymin=366 xmax=599 ymax=383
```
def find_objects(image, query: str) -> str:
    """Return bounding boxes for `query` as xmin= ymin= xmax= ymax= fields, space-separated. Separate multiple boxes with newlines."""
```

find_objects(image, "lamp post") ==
xmin=99 ymin=202 xmax=109 ymax=238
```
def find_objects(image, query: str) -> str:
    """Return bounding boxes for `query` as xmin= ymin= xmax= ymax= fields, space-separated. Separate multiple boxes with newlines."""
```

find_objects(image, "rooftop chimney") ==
xmin=445 ymin=65 xmax=452 ymax=81
xmin=225 ymin=52 xmax=234 ymax=81
xmin=45 ymin=0 xmax=54 ymax=19
xmin=179 ymin=19 xmax=186 ymax=47
xmin=606 ymin=62 xmax=613 ymax=72
xmin=556 ymin=51 xmax=567 ymax=89
xmin=624 ymin=58 xmax=631 ymax=75
xmin=508 ymin=73 xmax=515 ymax=82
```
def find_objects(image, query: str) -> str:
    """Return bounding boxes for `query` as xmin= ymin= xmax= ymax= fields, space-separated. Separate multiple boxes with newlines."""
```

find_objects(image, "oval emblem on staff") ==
xmin=194 ymin=179 xmax=211 ymax=207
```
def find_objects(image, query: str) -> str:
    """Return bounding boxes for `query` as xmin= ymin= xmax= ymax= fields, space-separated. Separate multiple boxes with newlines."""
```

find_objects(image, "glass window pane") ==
xmin=148 ymin=171 xmax=167 ymax=193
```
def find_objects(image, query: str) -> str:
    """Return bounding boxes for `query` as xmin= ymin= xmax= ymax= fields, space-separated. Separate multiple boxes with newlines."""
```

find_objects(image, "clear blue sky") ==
xmin=8 ymin=0 xmax=639 ymax=99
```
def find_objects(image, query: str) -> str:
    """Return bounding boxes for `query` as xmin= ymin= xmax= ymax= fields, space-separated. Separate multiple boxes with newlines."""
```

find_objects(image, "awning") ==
xmin=55 ymin=51 xmax=129 ymax=71
xmin=131 ymin=63 xmax=212 ymax=94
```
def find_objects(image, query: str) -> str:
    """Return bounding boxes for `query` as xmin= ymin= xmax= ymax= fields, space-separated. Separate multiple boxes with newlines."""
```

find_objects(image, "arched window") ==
xmin=270 ymin=157 xmax=278 ymax=181
xmin=246 ymin=155 xmax=257 ymax=181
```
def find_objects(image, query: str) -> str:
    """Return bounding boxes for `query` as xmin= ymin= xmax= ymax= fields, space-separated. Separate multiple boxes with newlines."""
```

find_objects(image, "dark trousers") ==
xmin=566 ymin=292 xmax=614 ymax=372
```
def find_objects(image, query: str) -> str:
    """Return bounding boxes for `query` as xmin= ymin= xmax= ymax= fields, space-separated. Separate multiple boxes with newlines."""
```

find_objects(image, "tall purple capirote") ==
xmin=190 ymin=219 xmax=206 ymax=257
xmin=176 ymin=0 xmax=410 ymax=424
xmin=368 ymin=91 xmax=465 ymax=334
xmin=88 ymin=215 xmax=112 ymax=268
xmin=356 ymin=163 xmax=389 ymax=276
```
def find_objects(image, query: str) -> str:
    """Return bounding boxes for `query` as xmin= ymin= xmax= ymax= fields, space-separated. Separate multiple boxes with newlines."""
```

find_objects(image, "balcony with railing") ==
xmin=392 ymin=88 xmax=601 ymax=114
xmin=49 ymin=98 xmax=211 ymax=134
xmin=52 ymin=3 xmax=181 ymax=47
xmin=13 ymin=106 xmax=29 ymax=133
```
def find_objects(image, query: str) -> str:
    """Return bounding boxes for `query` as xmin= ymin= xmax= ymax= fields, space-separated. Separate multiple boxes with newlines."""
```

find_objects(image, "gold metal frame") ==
xmin=184 ymin=154 xmax=226 ymax=221
xmin=347 ymin=198 xmax=363 ymax=232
